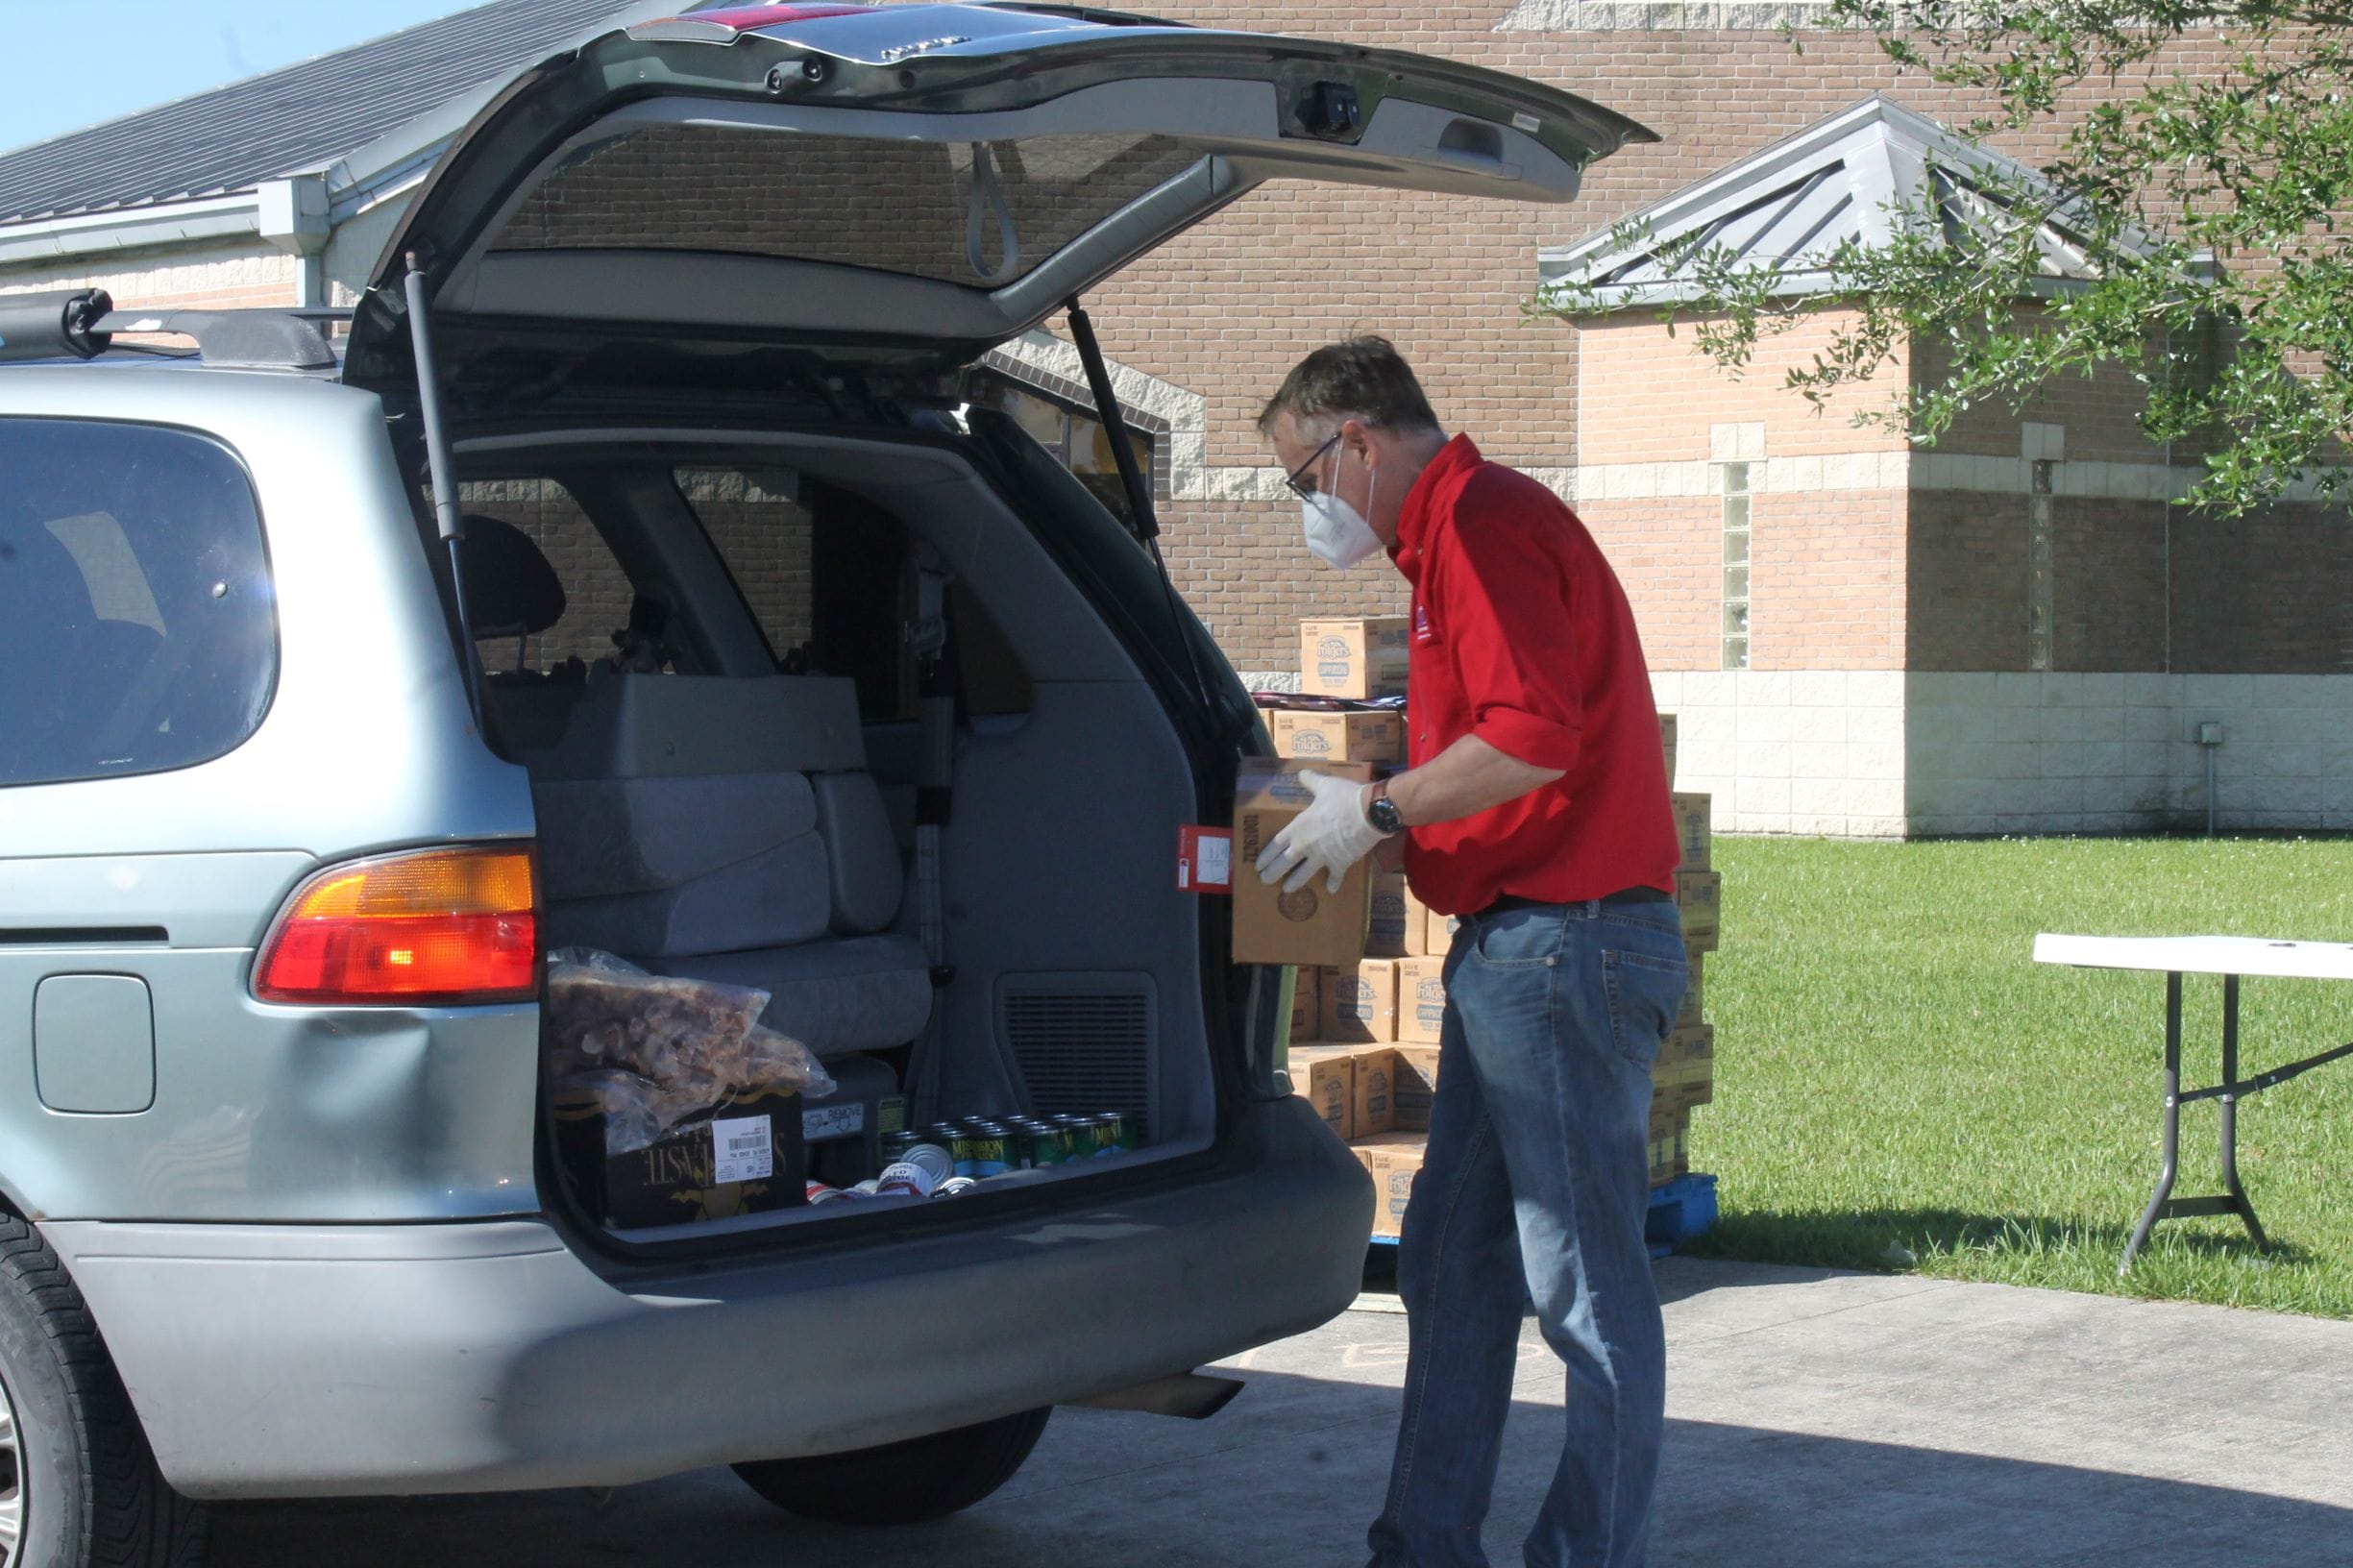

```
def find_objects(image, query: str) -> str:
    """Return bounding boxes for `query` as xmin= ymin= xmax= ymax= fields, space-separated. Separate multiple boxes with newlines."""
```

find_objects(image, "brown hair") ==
xmin=1257 ymin=336 xmax=1441 ymax=438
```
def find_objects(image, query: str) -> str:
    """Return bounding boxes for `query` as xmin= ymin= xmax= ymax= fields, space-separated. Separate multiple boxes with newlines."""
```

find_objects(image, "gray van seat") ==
xmin=505 ymin=673 xmax=931 ymax=1057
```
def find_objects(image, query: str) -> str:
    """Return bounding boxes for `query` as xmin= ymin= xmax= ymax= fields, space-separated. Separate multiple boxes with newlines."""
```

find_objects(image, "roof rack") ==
xmin=0 ymin=288 xmax=345 ymax=371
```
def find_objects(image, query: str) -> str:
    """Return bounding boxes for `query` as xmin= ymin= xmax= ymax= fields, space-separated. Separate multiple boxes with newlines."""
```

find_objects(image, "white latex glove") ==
xmin=1255 ymin=770 xmax=1386 ymax=895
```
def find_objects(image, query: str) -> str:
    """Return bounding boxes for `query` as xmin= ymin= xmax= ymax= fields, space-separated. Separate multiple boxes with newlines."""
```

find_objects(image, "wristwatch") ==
xmin=1365 ymin=777 xmax=1406 ymax=837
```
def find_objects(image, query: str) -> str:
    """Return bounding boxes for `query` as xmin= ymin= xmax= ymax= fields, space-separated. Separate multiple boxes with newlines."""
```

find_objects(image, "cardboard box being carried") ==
xmin=1671 ymin=793 xmax=1712 ymax=871
xmin=1677 ymin=870 xmax=1722 ymax=954
xmin=1368 ymin=870 xmax=1419 ymax=958
xmin=1270 ymin=707 xmax=1407 ymax=767
xmin=1323 ymin=960 xmax=1400 ymax=1044
xmin=553 ymin=1084 xmax=806 ymax=1230
xmin=1346 ymin=1044 xmax=1398 ymax=1138
xmin=1287 ymin=1045 xmax=1357 ymax=1141
xmin=1396 ymin=957 xmax=1447 ymax=1045
xmin=1300 ymin=616 xmax=1409 ymax=700
xmin=1391 ymin=1042 xmax=1441 ymax=1132
xmin=1232 ymin=759 xmax=1377 ymax=967
xmin=1355 ymin=1133 xmax=1427 ymax=1237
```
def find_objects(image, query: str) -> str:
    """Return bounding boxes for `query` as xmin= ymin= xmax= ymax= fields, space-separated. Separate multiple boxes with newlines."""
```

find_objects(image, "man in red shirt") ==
xmin=1255 ymin=338 xmax=1686 ymax=1568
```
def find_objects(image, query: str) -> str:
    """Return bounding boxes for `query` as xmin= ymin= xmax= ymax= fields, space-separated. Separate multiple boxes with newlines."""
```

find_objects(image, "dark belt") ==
xmin=1482 ymin=887 xmax=1671 ymax=916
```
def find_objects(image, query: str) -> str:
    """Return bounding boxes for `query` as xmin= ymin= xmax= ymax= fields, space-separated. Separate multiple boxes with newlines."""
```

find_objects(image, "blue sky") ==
xmin=0 ymin=1 xmax=484 ymax=156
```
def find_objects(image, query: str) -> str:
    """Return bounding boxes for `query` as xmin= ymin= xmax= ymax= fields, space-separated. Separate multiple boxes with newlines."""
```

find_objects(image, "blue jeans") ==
xmin=1366 ymin=896 xmax=1689 ymax=1568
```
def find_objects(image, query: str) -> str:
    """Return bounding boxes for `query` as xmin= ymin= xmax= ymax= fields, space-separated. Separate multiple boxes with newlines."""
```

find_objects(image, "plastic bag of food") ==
xmin=739 ymin=1024 xmax=835 ymax=1100
xmin=552 ymin=1066 xmax=708 ymax=1156
xmin=545 ymin=947 xmax=770 ymax=1104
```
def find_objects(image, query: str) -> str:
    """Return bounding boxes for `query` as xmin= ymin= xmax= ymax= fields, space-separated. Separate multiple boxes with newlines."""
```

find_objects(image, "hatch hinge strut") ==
xmin=403 ymin=253 xmax=487 ymax=728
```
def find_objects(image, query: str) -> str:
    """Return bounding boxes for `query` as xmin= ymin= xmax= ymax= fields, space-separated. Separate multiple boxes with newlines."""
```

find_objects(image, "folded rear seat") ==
xmin=505 ymin=671 xmax=933 ymax=1057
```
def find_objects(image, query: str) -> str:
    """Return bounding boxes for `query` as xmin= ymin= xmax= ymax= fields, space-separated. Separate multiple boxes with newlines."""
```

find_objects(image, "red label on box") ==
xmin=1178 ymin=825 xmax=1233 ymax=893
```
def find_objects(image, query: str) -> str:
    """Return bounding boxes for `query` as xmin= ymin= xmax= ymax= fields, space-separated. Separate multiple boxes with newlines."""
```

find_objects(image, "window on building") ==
xmin=1721 ymin=461 xmax=1752 ymax=671
xmin=2027 ymin=459 xmax=2056 ymax=672
xmin=968 ymin=373 xmax=1154 ymax=530
xmin=1 ymin=418 xmax=277 ymax=787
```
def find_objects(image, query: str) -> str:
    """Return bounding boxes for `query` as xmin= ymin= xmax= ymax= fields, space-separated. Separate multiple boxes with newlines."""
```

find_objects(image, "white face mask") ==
xmin=1300 ymin=448 xmax=1382 ymax=569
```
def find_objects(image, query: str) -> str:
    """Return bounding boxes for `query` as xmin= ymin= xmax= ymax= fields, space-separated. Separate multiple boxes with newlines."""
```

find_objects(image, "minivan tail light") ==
xmin=255 ymin=846 xmax=539 ymax=1006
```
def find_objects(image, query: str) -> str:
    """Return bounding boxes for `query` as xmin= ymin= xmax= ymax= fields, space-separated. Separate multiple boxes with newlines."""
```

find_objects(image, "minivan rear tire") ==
xmin=731 ymin=1406 xmax=1052 ymax=1526
xmin=0 ymin=1212 xmax=206 ymax=1568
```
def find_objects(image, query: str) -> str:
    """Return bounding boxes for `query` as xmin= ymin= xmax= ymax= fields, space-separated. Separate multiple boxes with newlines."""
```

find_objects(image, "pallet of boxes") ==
xmin=1240 ymin=615 xmax=1718 ymax=1254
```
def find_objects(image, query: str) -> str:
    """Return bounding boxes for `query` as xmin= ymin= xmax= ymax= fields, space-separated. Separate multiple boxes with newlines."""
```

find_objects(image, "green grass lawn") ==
xmin=1690 ymin=835 xmax=2353 ymax=1316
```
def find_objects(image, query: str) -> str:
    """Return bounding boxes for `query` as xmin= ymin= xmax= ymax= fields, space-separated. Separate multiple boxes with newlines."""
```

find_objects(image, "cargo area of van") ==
xmin=451 ymin=421 xmax=1234 ymax=1240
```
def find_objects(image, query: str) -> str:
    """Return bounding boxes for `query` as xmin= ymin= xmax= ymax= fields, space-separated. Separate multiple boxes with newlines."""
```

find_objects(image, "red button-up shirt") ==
xmin=1393 ymin=436 xmax=1679 ymax=915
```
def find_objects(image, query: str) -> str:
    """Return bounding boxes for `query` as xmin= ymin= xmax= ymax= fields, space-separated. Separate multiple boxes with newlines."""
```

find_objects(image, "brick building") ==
xmin=2 ymin=0 xmax=2344 ymax=834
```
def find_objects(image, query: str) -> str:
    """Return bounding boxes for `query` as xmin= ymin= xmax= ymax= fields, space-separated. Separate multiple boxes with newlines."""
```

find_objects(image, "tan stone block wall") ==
xmin=0 ymin=242 xmax=297 ymax=311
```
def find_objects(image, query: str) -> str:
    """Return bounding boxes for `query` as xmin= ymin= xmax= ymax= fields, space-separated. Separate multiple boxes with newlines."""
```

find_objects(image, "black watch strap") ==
xmin=1367 ymin=780 xmax=1406 ymax=836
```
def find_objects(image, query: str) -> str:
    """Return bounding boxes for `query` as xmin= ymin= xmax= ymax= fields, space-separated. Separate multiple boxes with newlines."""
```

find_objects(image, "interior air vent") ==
xmin=997 ymin=973 xmax=1158 ymax=1138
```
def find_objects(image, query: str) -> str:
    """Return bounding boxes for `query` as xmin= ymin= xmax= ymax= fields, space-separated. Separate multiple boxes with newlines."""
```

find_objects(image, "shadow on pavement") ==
xmin=1691 ymin=1205 xmax=2313 ymax=1273
xmin=207 ymin=1365 xmax=2353 ymax=1568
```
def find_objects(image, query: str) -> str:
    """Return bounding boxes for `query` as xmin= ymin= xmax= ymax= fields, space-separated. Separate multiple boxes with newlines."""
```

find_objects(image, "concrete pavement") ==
xmin=209 ymin=1259 xmax=2353 ymax=1565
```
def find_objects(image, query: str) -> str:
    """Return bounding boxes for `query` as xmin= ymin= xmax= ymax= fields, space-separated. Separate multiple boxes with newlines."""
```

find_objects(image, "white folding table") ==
xmin=2033 ymin=934 xmax=2353 ymax=1273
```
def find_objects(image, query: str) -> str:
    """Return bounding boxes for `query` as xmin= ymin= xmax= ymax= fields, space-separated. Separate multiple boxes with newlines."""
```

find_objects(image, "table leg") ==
xmin=2120 ymin=971 xmax=2183 ymax=1274
xmin=2218 ymin=973 xmax=2270 ymax=1252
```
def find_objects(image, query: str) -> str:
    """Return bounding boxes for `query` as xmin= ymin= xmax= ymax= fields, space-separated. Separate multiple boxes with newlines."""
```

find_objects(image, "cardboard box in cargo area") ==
xmin=1356 ymin=1134 xmax=1427 ymax=1238
xmin=1677 ymin=870 xmax=1722 ymax=954
xmin=1391 ymin=1042 xmax=1440 ymax=1132
xmin=1323 ymin=960 xmax=1400 ymax=1044
xmin=1397 ymin=957 xmax=1447 ymax=1044
xmin=1270 ymin=708 xmax=1407 ymax=766
xmin=1287 ymin=1045 xmax=1357 ymax=1141
xmin=553 ymin=1085 xmax=806 ymax=1230
xmin=1671 ymin=793 xmax=1712 ymax=871
xmin=1290 ymin=971 xmax=1320 ymax=1042
xmin=1300 ymin=616 xmax=1409 ymax=699
xmin=1232 ymin=759 xmax=1377 ymax=967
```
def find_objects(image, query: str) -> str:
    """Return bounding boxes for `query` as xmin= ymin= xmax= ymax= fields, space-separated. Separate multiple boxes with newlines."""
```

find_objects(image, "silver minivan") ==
xmin=0 ymin=6 xmax=1648 ymax=1562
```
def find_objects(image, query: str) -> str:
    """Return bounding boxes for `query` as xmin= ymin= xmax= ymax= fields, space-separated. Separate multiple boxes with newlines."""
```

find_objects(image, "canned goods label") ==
xmin=875 ymin=1160 xmax=938 ymax=1198
xmin=710 ymin=1115 xmax=772 ymax=1184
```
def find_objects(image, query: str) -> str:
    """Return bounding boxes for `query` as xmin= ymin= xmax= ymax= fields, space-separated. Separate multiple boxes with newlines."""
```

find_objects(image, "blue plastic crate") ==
xmin=1366 ymin=1172 xmax=1718 ymax=1256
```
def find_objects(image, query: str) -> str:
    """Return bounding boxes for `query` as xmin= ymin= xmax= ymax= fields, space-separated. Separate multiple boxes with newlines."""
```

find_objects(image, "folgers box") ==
xmin=1368 ymin=870 xmax=1418 ymax=958
xmin=1270 ymin=708 xmax=1407 ymax=767
xmin=1232 ymin=759 xmax=1376 ymax=967
xmin=1300 ymin=616 xmax=1409 ymax=700
xmin=1391 ymin=1042 xmax=1441 ymax=1132
xmin=553 ymin=1085 xmax=806 ymax=1230
xmin=1290 ymin=971 xmax=1320 ymax=1042
xmin=1675 ymin=953 xmax=1704 ymax=1031
xmin=1322 ymin=959 xmax=1399 ymax=1044
xmin=1677 ymin=870 xmax=1722 ymax=954
xmin=1671 ymin=793 xmax=1712 ymax=871
xmin=1397 ymin=958 xmax=1447 ymax=1045
xmin=1355 ymin=1134 xmax=1428 ymax=1238
xmin=1423 ymin=905 xmax=1460 ymax=958
xmin=1287 ymin=1045 xmax=1357 ymax=1141
xmin=1661 ymin=1023 xmax=1714 ymax=1071
xmin=1349 ymin=1044 xmax=1398 ymax=1139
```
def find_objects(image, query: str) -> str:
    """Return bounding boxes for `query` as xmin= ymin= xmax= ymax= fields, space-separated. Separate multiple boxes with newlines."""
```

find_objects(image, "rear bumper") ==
xmin=44 ymin=1097 xmax=1370 ymax=1500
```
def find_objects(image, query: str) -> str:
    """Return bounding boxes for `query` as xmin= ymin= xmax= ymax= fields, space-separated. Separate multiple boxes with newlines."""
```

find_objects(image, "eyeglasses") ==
xmin=1283 ymin=434 xmax=1340 ymax=502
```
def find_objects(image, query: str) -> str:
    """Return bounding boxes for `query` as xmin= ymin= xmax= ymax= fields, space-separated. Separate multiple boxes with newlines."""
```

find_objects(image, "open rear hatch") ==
xmin=342 ymin=2 xmax=1651 ymax=1247
xmin=342 ymin=0 xmax=1653 ymax=392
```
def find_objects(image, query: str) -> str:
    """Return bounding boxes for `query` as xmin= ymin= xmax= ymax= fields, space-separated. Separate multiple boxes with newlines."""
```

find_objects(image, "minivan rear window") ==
xmin=0 ymin=418 xmax=275 ymax=787
xmin=492 ymin=126 xmax=1203 ymax=287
